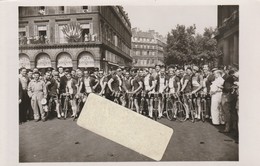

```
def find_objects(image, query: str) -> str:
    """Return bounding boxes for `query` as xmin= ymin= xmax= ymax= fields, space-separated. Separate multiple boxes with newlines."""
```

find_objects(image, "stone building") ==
xmin=19 ymin=6 xmax=132 ymax=73
xmin=215 ymin=5 xmax=239 ymax=66
xmin=131 ymin=28 xmax=166 ymax=68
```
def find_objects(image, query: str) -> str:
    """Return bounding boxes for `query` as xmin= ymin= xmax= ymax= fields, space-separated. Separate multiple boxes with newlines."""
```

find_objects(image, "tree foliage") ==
xmin=164 ymin=25 xmax=222 ymax=67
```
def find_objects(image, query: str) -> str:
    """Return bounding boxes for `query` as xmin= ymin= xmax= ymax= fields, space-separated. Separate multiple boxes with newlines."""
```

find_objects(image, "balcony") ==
xmin=101 ymin=37 xmax=132 ymax=61
xmin=19 ymin=34 xmax=101 ymax=49
xmin=216 ymin=10 xmax=239 ymax=37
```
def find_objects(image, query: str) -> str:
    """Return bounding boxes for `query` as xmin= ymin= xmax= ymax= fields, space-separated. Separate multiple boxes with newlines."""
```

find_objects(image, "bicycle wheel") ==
xmin=189 ymin=100 xmax=195 ymax=123
xmin=165 ymin=99 xmax=174 ymax=120
xmin=175 ymin=101 xmax=186 ymax=122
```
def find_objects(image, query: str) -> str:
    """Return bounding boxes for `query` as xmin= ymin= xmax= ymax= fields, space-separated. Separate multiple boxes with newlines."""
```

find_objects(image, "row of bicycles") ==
xmin=47 ymin=90 xmax=210 ymax=123
xmin=111 ymin=90 xmax=210 ymax=123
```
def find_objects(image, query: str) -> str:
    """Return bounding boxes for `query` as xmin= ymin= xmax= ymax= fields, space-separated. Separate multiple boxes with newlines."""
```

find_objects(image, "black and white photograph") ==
xmin=2 ymin=0 xmax=260 ymax=165
xmin=17 ymin=5 xmax=240 ymax=162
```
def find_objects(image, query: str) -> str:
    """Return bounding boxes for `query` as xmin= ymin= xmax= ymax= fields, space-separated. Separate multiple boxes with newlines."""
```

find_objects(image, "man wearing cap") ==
xmin=180 ymin=67 xmax=193 ymax=121
xmin=190 ymin=66 xmax=203 ymax=121
xmin=27 ymin=71 xmax=47 ymax=122
xmin=65 ymin=73 xmax=78 ymax=117
xmin=202 ymin=65 xmax=215 ymax=119
xmin=210 ymin=70 xmax=224 ymax=125
xmin=132 ymin=69 xmax=143 ymax=114
xmin=155 ymin=67 xmax=168 ymax=119
xmin=107 ymin=67 xmax=125 ymax=105
xmin=122 ymin=70 xmax=133 ymax=108
xmin=143 ymin=68 xmax=156 ymax=117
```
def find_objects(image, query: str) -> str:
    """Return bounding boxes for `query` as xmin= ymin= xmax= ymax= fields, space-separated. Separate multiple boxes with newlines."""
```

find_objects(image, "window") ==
xmin=81 ymin=23 xmax=90 ymax=42
xmin=83 ymin=6 xmax=88 ymax=13
xmin=136 ymin=51 xmax=140 ymax=55
xmin=143 ymin=51 xmax=147 ymax=56
xmin=59 ymin=6 xmax=65 ymax=14
xmin=37 ymin=25 xmax=47 ymax=43
xmin=39 ymin=6 xmax=45 ymax=15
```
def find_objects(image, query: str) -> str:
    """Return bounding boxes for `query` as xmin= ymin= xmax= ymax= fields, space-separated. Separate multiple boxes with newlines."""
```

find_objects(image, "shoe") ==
xmin=57 ymin=114 xmax=61 ymax=119
xmin=61 ymin=112 xmax=64 ymax=117
xmin=42 ymin=118 xmax=46 ymax=122
xmin=196 ymin=118 xmax=201 ymax=122
xmin=35 ymin=119 xmax=40 ymax=122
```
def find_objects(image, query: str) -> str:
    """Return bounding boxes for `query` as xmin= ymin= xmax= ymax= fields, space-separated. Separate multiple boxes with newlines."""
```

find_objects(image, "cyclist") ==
xmin=45 ymin=71 xmax=61 ymax=119
xmin=180 ymin=67 xmax=193 ymax=121
xmin=132 ymin=69 xmax=143 ymax=114
xmin=167 ymin=69 xmax=181 ymax=119
xmin=122 ymin=70 xmax=133 ymax=108
xmin=202 ymin=65 xmax=215 ymax=119
xmin=143 ymin=68 xmax=156 ymax=117
xmin=65 ymin=73 xmax=78 ymax=118
xmin=107 ymin=67 xmax=125 ymax=105
xmin=191 ymin=66 xmax=203 ymax=121
xmin=155 ymin=66 xmax=168 ymax=119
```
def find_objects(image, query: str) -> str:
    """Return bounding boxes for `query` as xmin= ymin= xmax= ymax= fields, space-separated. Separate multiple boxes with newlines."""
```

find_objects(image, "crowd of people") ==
xmin=19 ymin=64 xmax=239 ymax=133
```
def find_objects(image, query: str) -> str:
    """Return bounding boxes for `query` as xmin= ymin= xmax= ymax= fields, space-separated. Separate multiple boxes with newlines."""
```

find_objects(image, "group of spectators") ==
xmin=19 ymin=64 xmax=239 ymax=134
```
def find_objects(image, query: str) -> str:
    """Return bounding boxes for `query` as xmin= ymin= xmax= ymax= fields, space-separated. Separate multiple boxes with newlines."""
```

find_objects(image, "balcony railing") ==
xmin=19 ymin=34 xmax=99 ymax=46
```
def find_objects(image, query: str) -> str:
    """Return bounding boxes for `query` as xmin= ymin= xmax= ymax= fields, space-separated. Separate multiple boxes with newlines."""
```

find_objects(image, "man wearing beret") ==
xmin=27 ymin=72 xmax=47 ymax=122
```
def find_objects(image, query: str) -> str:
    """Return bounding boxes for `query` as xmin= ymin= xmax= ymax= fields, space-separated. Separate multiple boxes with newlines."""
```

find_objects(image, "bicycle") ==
xmin=47 ymin=95 xmax=59 ymax=119
xmin=151 ymin=92 xmax=160 ymax=121
xmin=139 ymin=90 xmax=147 ymax=115
xmin=186 ymin=93 xmax=195 ymax=123
xmin=200 ymin=92 xmax=207 ymax=122
xmin=174 ymin=93 xmax=186 ymax=122
xmin=73 ymin=93 xmax=84 ymax=121
xmin=61 ymin=93 xmax=71 ymax=120
xmin=164 ymin=92 xmax=174 ymax=120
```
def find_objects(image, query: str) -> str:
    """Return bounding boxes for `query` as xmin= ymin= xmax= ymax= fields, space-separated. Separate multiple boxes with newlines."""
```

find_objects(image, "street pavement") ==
xmin=19 ymin=115 xmax=238 ymax=162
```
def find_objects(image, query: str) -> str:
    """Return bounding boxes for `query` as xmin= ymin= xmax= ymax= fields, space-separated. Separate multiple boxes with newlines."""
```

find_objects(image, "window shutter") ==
xmin=89 ymin=23 xmax=93 ymax=34
xmin=25 ymin=25 xmax=29 ymax=38
xmin=34 ymin=25 xmax=38 ymax=36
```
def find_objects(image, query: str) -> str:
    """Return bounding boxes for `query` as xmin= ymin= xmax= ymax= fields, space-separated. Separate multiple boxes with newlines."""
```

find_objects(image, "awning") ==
xmin=107 ymin=62 xmax=119 ymax=67
xmin=36 ymin=54 xmax=51 ymax=68
xmin=19 ymin=54 xmax=30 ymax=69
xmin=57 ymin=53 xmax=73 ymax=67
xmin=78 ymin=54 xmax=95 ymax=67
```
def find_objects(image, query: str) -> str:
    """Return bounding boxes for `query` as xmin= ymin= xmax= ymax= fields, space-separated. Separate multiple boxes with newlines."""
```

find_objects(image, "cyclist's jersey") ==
xmin=122 ymin=77 xmax=132 ymax=92
xmin=168 ymin=76 xmax=180 ymax=93
xmin=155 ymin=75 xmax=168 ymax=93
xmin=110 ymin=74 xmax=122 ymax=92
xmin=76 ymin=77 xmax=84 ymax=93
xmin=182 ymin=74 xmax=192 ymax=93
xmin=66 ymin=78 xmax=77 ymax=95
xmin=191 ymin=73 xmax=203 ymax=91
xmin=46 ymin=78 xmax=59 ymax=96
xmin=104 ymin=74 xmax=112 ymax=94
xmin=143 ymin=74 xmax=155 ymax=92
xmin=132 ymin=76 xmax=143 ymax=93
xmin=83 ymin=77 xmax=92 ymax=93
